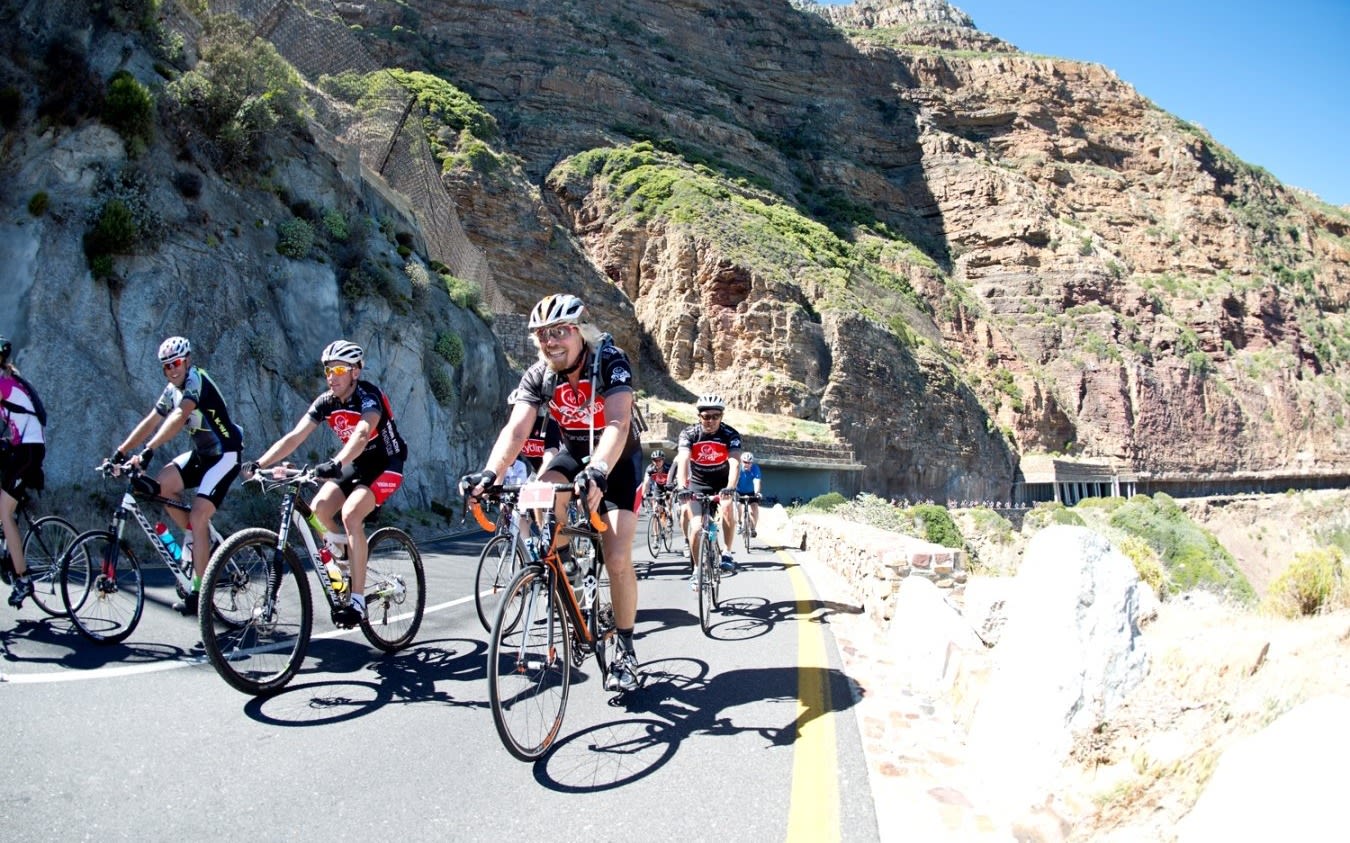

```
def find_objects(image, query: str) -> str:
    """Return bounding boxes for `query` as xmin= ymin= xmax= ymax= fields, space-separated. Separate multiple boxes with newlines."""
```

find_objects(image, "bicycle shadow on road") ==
xmin=239 ymin=636 xmax=489 ymax=727
xmin=692 ymin=594 xmax=864 ymax=643
xmin=0 ymin=616 xmax=207 ymax=669
xmin=535 ymin=656 xmax=860 ymax=792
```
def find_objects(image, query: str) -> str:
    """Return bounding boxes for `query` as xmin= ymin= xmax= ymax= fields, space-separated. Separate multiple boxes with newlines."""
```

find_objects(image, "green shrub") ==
xmin=27 ymin=192 xmax=49 ymax=217
xmin=1109 ymin=493 xmax=1253 ymax=602
xmin=427 ymin=365 xmax=455 ymax=404
xmin=806 ymin=492 xmax=847 ymax=511
xmin=1119 ymin=535 xmax=1169 ymax=598
xmin=441 ymin=273 xmax=482 ymax=311
xmin=1263 ymin=547 xmax=1345 ymax=618
xmin=322 ymin=208 xmax=348 ymax=242
xmin=84 ymin=200 xmax=139 ymax=257
xmin=835 ymin=492 xmax=910 ymax=532
xmin=434 ymin=332 xmax=464 ymax=366
xmin=1023 ymin=501 xmax=1085 ymax=531
xmin=276 ymin=217 xmax=315 ymax=259
xmin=103 ymin=70 xmax=155 ymax=151
xmin=911 ymin=503 xmax=964 ymax=548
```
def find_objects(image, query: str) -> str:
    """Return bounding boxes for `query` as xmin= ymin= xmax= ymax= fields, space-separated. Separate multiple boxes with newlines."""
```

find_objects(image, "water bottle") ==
xmin=154 ymin=523 xmax=182 ymax=560
xmin=321 ymin=546 xmax=348 ymax=594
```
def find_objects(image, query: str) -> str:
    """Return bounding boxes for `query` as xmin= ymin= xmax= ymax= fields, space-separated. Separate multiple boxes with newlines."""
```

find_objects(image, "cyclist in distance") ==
xmin=673 ymin=393 xmax=742 ymax=573
xmin=461 ymin=294 xmax=645 ymax=692
xmin=111 ymin=336 xmax=243 ymax=615
xmin=0 ymin=337 xmax=46 ymax=608
xmin=736 ymin=451 xmax=763 ymax=537
xmin=244 ymin=340 xmax=408 ymax=627
xmin=637 ymin=449 xmax=672 ymax=511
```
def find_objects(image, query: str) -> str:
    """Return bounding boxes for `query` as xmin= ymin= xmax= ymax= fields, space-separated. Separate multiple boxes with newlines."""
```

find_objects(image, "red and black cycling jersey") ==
xmin=509 ymin=343 xmax=639 ymax=460
xmin=645 ymin=461 xmax=671 ymax=487
xmin=677 ymin=422 xmax=742 ymax=490
xmin=306 ymin=380 xmax=406 ymax=461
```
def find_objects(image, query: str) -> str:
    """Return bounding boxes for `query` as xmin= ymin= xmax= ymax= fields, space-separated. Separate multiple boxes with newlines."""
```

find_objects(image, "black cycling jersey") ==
xmin=508 ymin=343 xmax=639 ymax=461
xmin=306 ymin=379 xmax=407 ymax=461
xmin=677 ymin=422 xmax=742 ymax=491
xmin=154 ymin=366 xmax=243 ymax=457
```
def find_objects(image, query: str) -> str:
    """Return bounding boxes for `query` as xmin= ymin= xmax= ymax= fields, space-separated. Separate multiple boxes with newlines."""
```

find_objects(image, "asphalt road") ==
xmin=0 ymin=518 xmax=876 ymax=841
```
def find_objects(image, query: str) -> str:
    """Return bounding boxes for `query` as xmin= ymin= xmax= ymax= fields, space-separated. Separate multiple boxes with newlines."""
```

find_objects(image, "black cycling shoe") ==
xmin=173 ymin=593 xmax=199 ymax=616
xmin=332 ymin=605 xmax=363 ymax=628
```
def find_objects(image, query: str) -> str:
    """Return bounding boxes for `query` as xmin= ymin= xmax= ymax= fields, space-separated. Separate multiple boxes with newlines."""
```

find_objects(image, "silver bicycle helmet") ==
xmin=651 ymin=449 xmax=664 ymax=459
xmin=157 ymin=336 xmax=192 ymax=364
xmin=528 ymin=294 xmax=587 ymax=330
xmin=321 ymin=340 xmax=364 ymax=366
xmin=695 ymin=393 xmax=726 ymax=412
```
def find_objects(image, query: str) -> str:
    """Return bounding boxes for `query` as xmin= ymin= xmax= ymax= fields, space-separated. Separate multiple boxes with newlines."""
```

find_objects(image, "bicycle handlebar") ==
xmin=465 ymin=482 xmax=607 ymax=534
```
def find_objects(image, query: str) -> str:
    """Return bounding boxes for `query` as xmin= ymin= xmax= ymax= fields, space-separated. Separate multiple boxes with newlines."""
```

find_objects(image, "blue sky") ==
xmin=820 ymin=1 xmax=1350 ymax=206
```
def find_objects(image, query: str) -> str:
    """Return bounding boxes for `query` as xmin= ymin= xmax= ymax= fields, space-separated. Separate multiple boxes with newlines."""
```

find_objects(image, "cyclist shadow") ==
xmin=0 ymin=617 xmax=205 ymax=668
xmin=671 ymin=594 xmax=864 ymax=643
xmin=241 ymin=636 xmax=489 ymax=727
xmin=535 ymin=657 xmax=860 ymax=792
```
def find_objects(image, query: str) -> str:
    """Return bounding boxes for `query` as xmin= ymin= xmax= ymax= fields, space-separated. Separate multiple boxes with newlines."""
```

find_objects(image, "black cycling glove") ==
xmin=460 ymin=469 xmax=497 ymax=495
xmin=315 ymin=459 xmax=343 ymax=479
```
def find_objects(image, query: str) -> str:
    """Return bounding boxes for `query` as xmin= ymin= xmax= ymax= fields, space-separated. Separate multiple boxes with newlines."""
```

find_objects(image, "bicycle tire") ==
xmin=661 ymin=513 xmax=675 ymax=554
xmin=645 ymin=511 xmax=663 ymax=559
xmin=23 ymin=515 xmax=78 ymax=617
xmin=488 ymin=566 xmax=571 ymax=761
xmin=741 ymin=505 xmax=753 ymax=554
xmin=589 ymin=549 xmax=616 ymax=679
xmin=360 ymin=527 xmax=425 ymax=652
xmin=698 ymin=531 xmax=717 ymax=636
xmin=61 ymin=530 xmax=144 ymax=644
xmin=199 ymin=528 xmax=312 ymax=696
xmin=474 ymin=533 xmax=527 ymax=632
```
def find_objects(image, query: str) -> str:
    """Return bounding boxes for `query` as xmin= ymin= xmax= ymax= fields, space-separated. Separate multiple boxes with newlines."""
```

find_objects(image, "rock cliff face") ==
xmin=5 ymin=0 xmax=1350 ymax=507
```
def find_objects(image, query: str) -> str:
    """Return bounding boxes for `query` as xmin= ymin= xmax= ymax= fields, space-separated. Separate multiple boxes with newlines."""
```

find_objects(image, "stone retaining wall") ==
xmin=776 ymin=511 xmax=967 ymax=628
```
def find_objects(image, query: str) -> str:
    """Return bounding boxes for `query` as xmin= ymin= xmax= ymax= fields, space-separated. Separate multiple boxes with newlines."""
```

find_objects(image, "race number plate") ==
xmin=518 ymin=480 xmax=556 ymax=509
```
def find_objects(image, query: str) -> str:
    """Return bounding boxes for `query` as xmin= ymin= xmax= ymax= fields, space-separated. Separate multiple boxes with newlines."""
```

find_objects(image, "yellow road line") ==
xmin=783 ymin=549 xmax=840 ymax=843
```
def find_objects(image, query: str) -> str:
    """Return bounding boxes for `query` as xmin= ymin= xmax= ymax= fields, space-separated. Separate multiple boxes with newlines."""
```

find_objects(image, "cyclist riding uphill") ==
xmin=111 ymin=336 xmax=244 ymax=616
xmin=461 ymin=294 xmax=645 ymax=693
xmin=1 ymin=336 xmax=47 ymax=609
xmin=244 ymin=340 xmax=408 ymax=627
xmin=736 ymin=451 xmax=762 ymax=537
xmin=673 ymin=393 xmax=742 ymax=573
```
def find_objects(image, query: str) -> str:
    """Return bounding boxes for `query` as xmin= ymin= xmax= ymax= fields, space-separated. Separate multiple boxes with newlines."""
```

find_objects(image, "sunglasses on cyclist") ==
xmin=699 ymin=412 xmax=723 ymax=421
xmin=533 ymin=324 xmax=577 ymax=343
xmin=162 ymin=358 xmax=187 ymax=372
xmin=324 ymin=364 xmax=356 ymax=377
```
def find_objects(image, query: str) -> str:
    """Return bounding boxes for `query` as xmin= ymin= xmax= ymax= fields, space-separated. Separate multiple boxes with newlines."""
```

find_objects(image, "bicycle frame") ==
xmin=469 ymin=482 xmax=608 ymax=651
xmin=106 ymin=471 xmax=222 ymax=588
xmin=264 ymin=475 xmax=347 ymax=609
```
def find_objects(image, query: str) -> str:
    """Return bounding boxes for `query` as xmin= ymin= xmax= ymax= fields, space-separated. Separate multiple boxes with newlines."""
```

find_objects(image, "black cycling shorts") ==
xmin=544 ymin=448 xmax=642 ymax=514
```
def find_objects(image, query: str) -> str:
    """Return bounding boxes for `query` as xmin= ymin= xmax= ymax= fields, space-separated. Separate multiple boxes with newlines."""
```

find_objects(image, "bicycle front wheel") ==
xmin=646 ymin=512 xmax=664 ymax=559
xmin=474 ymin=533 xmax=527 ymax=632
xmin=361 ymin=527 xmax=425 ymax=652
xmin=488 ymin=567 xmax=571 ymax=761
xmin=698 ymin=533 xmax=718 ymax=636
xmin=741 ymin=508 xmax=753 ymax=553
xmin=61 ymin=530 xmax=144 ymax=644
xmin=23 ymin=515 xmax=78 ymax=617
xmin=200 ymin=528 xmax=312 ymax=696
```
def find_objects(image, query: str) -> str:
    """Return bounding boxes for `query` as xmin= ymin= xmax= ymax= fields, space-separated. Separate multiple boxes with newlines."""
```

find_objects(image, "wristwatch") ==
xmin=589 ymin=459 xmax=610 ymax=475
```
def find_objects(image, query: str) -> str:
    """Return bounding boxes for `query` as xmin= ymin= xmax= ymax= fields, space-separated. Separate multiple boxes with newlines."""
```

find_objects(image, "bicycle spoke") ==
xmin=360 ymin=527 xmax=425 ymax=652
xmin=488 ymin=568 xmax=571 ymax=761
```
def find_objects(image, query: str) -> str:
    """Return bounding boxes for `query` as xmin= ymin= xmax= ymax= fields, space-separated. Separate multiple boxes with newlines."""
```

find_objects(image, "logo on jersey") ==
xmin=521 ymin=438 xmax=545 ymax=458
xmin=691 ymin=441 xmax=729 ymax=466
xmin=611 ymin=365 xmax=632 ymax=384
xmin=550 ymin=381 xmax=605 ymax=430
xmin=328 ymin=409 xmax=362 ymax=442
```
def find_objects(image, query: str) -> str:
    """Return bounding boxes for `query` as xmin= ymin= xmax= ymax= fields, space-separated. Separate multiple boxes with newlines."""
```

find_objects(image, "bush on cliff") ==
xmin=1263 ymin=546 xmax=1346 ymax=618
xmin=1109 ymin=493 xmax=1254 ymax=602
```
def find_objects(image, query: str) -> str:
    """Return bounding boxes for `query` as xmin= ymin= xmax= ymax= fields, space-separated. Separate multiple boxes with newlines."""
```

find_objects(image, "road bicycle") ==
xmin=0 ymin=490 xmax=77 ymax=616
xmin=59 ymin=461 xmax=230 ymax=643
xmin=645 ymin=488 xmax=675 ymax=559
xmin=679 ymin=490 xmax=725 ymax=636
xmin=198 ymin=465 xmax=426 ymax=695
xmin=468 ymin=480 xmax=617 ymax=761
xmin=735 ymin=491 xmax=760 ymax=553
xmin=471 ymin=487 xmax=542 ymax=631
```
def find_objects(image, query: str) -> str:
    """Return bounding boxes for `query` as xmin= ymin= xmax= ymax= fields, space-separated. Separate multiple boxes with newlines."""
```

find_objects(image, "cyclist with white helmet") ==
xmin=461 ymin=293 xmax=646 ymax=693
xmin=736 ymin=451 xmax=763 ymax=537
xmin=245 ymin=339 xmax=408 ymax=627
xmin=673 ymin=393 xmax=742 ymax=575
xmin=111 ymin=336 xmax=244 ymax=615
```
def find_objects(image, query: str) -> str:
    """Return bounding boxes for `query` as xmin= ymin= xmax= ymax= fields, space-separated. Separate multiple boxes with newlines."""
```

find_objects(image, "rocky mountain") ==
xmin=3 ymin=0 xmax=1349 ymax=509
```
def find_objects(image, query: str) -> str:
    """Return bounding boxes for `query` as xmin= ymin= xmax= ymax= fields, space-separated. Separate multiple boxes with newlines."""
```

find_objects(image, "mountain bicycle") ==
xmin=467 ymin=480 xmax=618 ymax=762
xmin=645 ymin=487 xmax=675 ymax=559
xmin=679 ymin=490 xmax=725 ymax=636
xmin=471 ymin=487 xmax=541 ymax=631
xmin=0 ymin=490 xmax=77 ymax=616
xmin=736 ymin=491 xmax=760 ymax=553
xmin=59 ymin=461 xmax=230 ymax=644
xmin=198 ymin=465 xmax=425 ymax=695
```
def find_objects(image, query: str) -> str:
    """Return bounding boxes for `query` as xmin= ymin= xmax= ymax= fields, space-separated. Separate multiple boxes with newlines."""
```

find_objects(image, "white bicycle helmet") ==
xmin=651 ymin=449 xmax=664 ymax=459
xmin=695 ymin=393 xmax=726 ymax=412
xmin=741 ymin=452 xmax=754 ymax=462
xmin=528 ymin=294 xmax=587 ymax=329
xmin=157 ymin=336 xmax=192 ymax=364
xmin=321 ymin=340 xmax=364 ymax=366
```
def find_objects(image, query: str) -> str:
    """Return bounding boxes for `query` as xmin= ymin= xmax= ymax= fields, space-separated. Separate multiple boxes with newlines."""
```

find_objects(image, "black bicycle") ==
xmin=645 ymin=488 xmax=676 ymax=559
xmin=679 ymin=490 xmax=725 ymax=636
xmin=198 ymin=466 xmax=426 ymax=695
xmin=468 ymin=481 xmax=618 ymax=761
xmin=0 ymin=490 xmax=77 ymax=617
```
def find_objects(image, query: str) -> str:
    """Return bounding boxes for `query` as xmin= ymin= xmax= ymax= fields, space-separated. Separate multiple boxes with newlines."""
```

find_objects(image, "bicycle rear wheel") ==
xmin=61 ymin=530 xmax=144 ymax=644
xmin=698 ymin=532 xmax=718 ymax=636
xmin=474 ymin=533 xmax=527 ymax=632
xmin=488 ymin=566 xmax=571 ymax=761
xmin=23 ymin=515 xmax=78 ymax=617
xmin=361 ymin=527 xmax=425 ymax=652
xmin=199 ymin=528 xmax=312 ymax=696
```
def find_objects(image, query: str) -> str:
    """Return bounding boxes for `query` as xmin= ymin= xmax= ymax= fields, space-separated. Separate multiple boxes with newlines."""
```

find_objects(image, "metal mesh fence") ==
xmin=198 ymin=0 xmax=510 ymax=312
